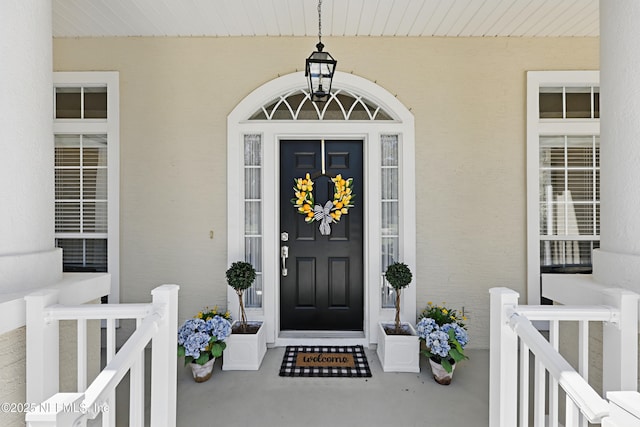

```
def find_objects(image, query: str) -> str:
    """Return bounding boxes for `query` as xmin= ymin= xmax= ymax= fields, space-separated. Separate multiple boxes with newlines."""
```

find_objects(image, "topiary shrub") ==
xmin=384 ymin=262 xmax=413 ymax=332
xmin=226 ymin=261 xmax=256 ymax=331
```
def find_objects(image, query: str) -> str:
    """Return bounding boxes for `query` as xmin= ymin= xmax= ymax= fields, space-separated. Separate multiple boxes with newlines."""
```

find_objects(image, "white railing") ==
xmin=490 ymin=286 xmax=640 ymax=427
xmin=24 ymin=284 xmax=179 ymax=427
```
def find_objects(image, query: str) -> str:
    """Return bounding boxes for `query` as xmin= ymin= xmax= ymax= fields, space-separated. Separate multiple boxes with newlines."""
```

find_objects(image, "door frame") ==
xmin=227 ymin=71 xmax=416 ymax=347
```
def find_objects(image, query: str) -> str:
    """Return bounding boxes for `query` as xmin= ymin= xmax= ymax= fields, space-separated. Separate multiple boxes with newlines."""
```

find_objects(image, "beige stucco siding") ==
xmin=53 ymin=36 xmax=598 ymax=348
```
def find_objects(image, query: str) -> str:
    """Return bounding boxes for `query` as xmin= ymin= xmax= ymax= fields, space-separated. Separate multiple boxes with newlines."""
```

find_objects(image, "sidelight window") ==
xmin=381 ymin=135 xmax=400 ymax=308
xmin=244 ymin=134 xmax=263 ymax=308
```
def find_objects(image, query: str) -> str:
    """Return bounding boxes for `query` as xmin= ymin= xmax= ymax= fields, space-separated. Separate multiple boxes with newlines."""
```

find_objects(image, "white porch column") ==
xmin=0 ymin=1 xmax=62 ymax=294
xmin=593 ymin=0 xmax=640 ymax=292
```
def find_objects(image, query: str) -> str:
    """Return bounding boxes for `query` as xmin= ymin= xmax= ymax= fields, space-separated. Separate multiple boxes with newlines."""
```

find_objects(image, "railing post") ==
xmin=150 ymin=284 xmax=179 ymax=427
xmin=489 ymin=287 xmax=519 ymax=427
xmin=25 ymin=290 xmax=60 ymax=404
xmin=602 ymin=289 xmax=639 ymax=393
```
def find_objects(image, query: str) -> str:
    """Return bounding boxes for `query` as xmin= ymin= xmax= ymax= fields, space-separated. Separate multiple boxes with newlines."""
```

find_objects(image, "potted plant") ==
xmin=376 ymin=262 xmax=420 ymax=372
xmin=223 ymin=261 xmax=267 ymax=370
xmin=177 ymin=306 xmax=232 ymax=382
xmin=416 ymin=302 xmax=469 ymax=385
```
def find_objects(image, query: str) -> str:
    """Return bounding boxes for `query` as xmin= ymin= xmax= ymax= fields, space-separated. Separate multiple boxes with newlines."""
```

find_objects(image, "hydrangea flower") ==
xmin=177 ymin=311 xmax=233 ymax=365
xmin=183 ymin=331 xmax=210 ymax=359
xmin=206 ymin=315 xmax=232 ymax=341
xmin=441 ymin=323 xmax=468 ymax=348
xmin=426 ymin=330 xmax=451 ymax=358
xmin=177 ymin=318 xmax=205 ymax=345
xmin=416 ymin=317 xmax=438 ymax=339
xmin=417 ymin=302 xmax=470 ymax=373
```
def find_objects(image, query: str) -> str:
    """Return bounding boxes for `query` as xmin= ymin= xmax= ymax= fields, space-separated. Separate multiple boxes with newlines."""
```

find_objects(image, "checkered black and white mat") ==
xmin=279 ymin=345 xmax=372 ymax=377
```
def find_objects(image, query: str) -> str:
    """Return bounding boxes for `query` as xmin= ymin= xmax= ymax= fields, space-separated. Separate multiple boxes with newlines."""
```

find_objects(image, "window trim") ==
xmin=53 ymin=72 xmax=120 ymax=303
xmin=527 ymin=71 xmax=599 ymax=304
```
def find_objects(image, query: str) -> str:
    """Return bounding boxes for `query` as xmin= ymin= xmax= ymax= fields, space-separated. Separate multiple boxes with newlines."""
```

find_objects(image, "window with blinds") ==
xmin=528 ymin=74 xmax=601 ymax=279
xmin=53 ymin=75 xmax=118 ymax=288
xmin=244 ymin=134 xmax=263 ymax=308
xmin=539 ymin=135 xmax=600 ymax=269
xmin=55 ymin=134 xmax=108 ymax=271
xmin=381 ymin=135 xmax=400 ymax=308
xmin=53 ymin=72 xmax=119 ymax=304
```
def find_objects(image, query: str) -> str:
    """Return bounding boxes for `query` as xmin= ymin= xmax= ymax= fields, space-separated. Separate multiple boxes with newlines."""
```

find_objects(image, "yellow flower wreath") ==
xmin=291 ymin=173 xmax=355 ymax=228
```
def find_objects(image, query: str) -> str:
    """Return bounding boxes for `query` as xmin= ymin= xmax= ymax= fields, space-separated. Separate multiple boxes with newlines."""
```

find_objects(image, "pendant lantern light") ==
xmin=305 ymin=0 xmax=337 ymax=103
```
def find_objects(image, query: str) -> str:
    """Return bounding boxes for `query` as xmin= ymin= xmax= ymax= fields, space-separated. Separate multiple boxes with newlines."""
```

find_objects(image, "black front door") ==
xmin=280 ymin=140 xmax=363 ymax=331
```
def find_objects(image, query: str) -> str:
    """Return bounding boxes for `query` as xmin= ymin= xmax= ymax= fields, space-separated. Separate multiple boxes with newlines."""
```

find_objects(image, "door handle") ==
xmin=281 ymin=245 xmax=289 ymax=276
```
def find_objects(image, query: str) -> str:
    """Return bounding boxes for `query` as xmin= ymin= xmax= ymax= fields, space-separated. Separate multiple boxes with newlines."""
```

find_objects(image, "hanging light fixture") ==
xmin=305 ymin=0 xmax=337 ymax=103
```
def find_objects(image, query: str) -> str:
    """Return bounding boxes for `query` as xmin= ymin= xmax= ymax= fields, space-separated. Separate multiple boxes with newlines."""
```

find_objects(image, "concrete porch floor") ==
xmin=108 ymin=347 xmax=489 ymax=426
xmin=174 ymin=347 xmax=489 ymax=427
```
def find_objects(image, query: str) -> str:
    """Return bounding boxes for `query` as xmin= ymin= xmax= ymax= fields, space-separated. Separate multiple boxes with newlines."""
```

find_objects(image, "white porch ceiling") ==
xmin=52 ymin=0 xmax=599 ymax=38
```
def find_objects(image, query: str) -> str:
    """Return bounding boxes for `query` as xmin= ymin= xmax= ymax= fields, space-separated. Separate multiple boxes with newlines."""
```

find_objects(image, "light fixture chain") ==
xmin=317 ymin=0 xmax=322 ymax=44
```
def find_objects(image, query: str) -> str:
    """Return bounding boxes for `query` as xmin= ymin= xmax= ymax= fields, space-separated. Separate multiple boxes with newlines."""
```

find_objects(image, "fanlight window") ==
xmin=249 ymin=88 xmax=394 ymax=121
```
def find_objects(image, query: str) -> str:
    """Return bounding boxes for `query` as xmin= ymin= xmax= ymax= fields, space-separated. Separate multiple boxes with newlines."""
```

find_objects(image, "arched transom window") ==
xmin=249 ymin=89 xmax=395 ymax=121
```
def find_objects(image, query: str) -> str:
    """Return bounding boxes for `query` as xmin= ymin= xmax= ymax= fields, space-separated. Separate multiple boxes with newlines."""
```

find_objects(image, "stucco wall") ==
xmin=0 ymin=328 xmax=26 ymax=427
xmin=53 ymin=36 xmax=599 ymax=348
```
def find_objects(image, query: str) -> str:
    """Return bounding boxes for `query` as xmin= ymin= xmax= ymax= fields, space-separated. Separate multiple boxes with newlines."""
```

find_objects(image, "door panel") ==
xmin=328 ymin=257 xmax=349 ymax=307
xmin=280 ymin=140 xmax=363 ymax=331
xmin=296 ymin=258 xmax=316 ymax=306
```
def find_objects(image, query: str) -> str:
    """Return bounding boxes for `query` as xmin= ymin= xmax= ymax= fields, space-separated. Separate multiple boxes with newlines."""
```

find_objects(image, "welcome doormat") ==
xmin=279 ymin=345 xmax=372 ymax=377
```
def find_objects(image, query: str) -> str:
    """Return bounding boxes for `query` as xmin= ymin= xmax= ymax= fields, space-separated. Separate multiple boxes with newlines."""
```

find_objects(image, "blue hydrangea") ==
xmin=182 ymin=331 xmax=210 ymax=359
xmin=452 ymin=323 xmax=469 ymax=348
xmin=178 ymin=314 xmax=232 ymax=361
xmin=440 ymin=323 xmax=468 ymax=348
xmin=416 ymin=317 xmax=438 ymax=339
xmin=177 ymin=318 xmax=205 ymax=345
xmin=206 ymin=315 xmax=232 ymax=341
xmin=426 ymin=329 xmax=451 ymax=358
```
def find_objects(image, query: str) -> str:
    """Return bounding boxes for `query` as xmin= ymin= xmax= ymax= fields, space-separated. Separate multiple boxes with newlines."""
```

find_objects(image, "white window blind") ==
xmin=381 ymin=134 xmax=400 ymax=308
xmin=539 ymin=135 xmax=599 ymax=268
xmin=55 ymin=133 xmax=108 ymax=271
xmin=244 ymin=134 xmax=263 ymax=308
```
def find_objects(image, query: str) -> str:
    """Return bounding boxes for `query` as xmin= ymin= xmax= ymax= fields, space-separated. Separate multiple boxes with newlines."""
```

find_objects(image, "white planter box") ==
xmin=222 ymin=321 xmax=267 ymax=371
xmin=376 ymin=322 xmax=420 ymax=373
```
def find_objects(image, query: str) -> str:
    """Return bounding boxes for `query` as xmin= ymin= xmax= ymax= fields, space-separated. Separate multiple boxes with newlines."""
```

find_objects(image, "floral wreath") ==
xmin=291 ymin=173 xmax=355 ymax=235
